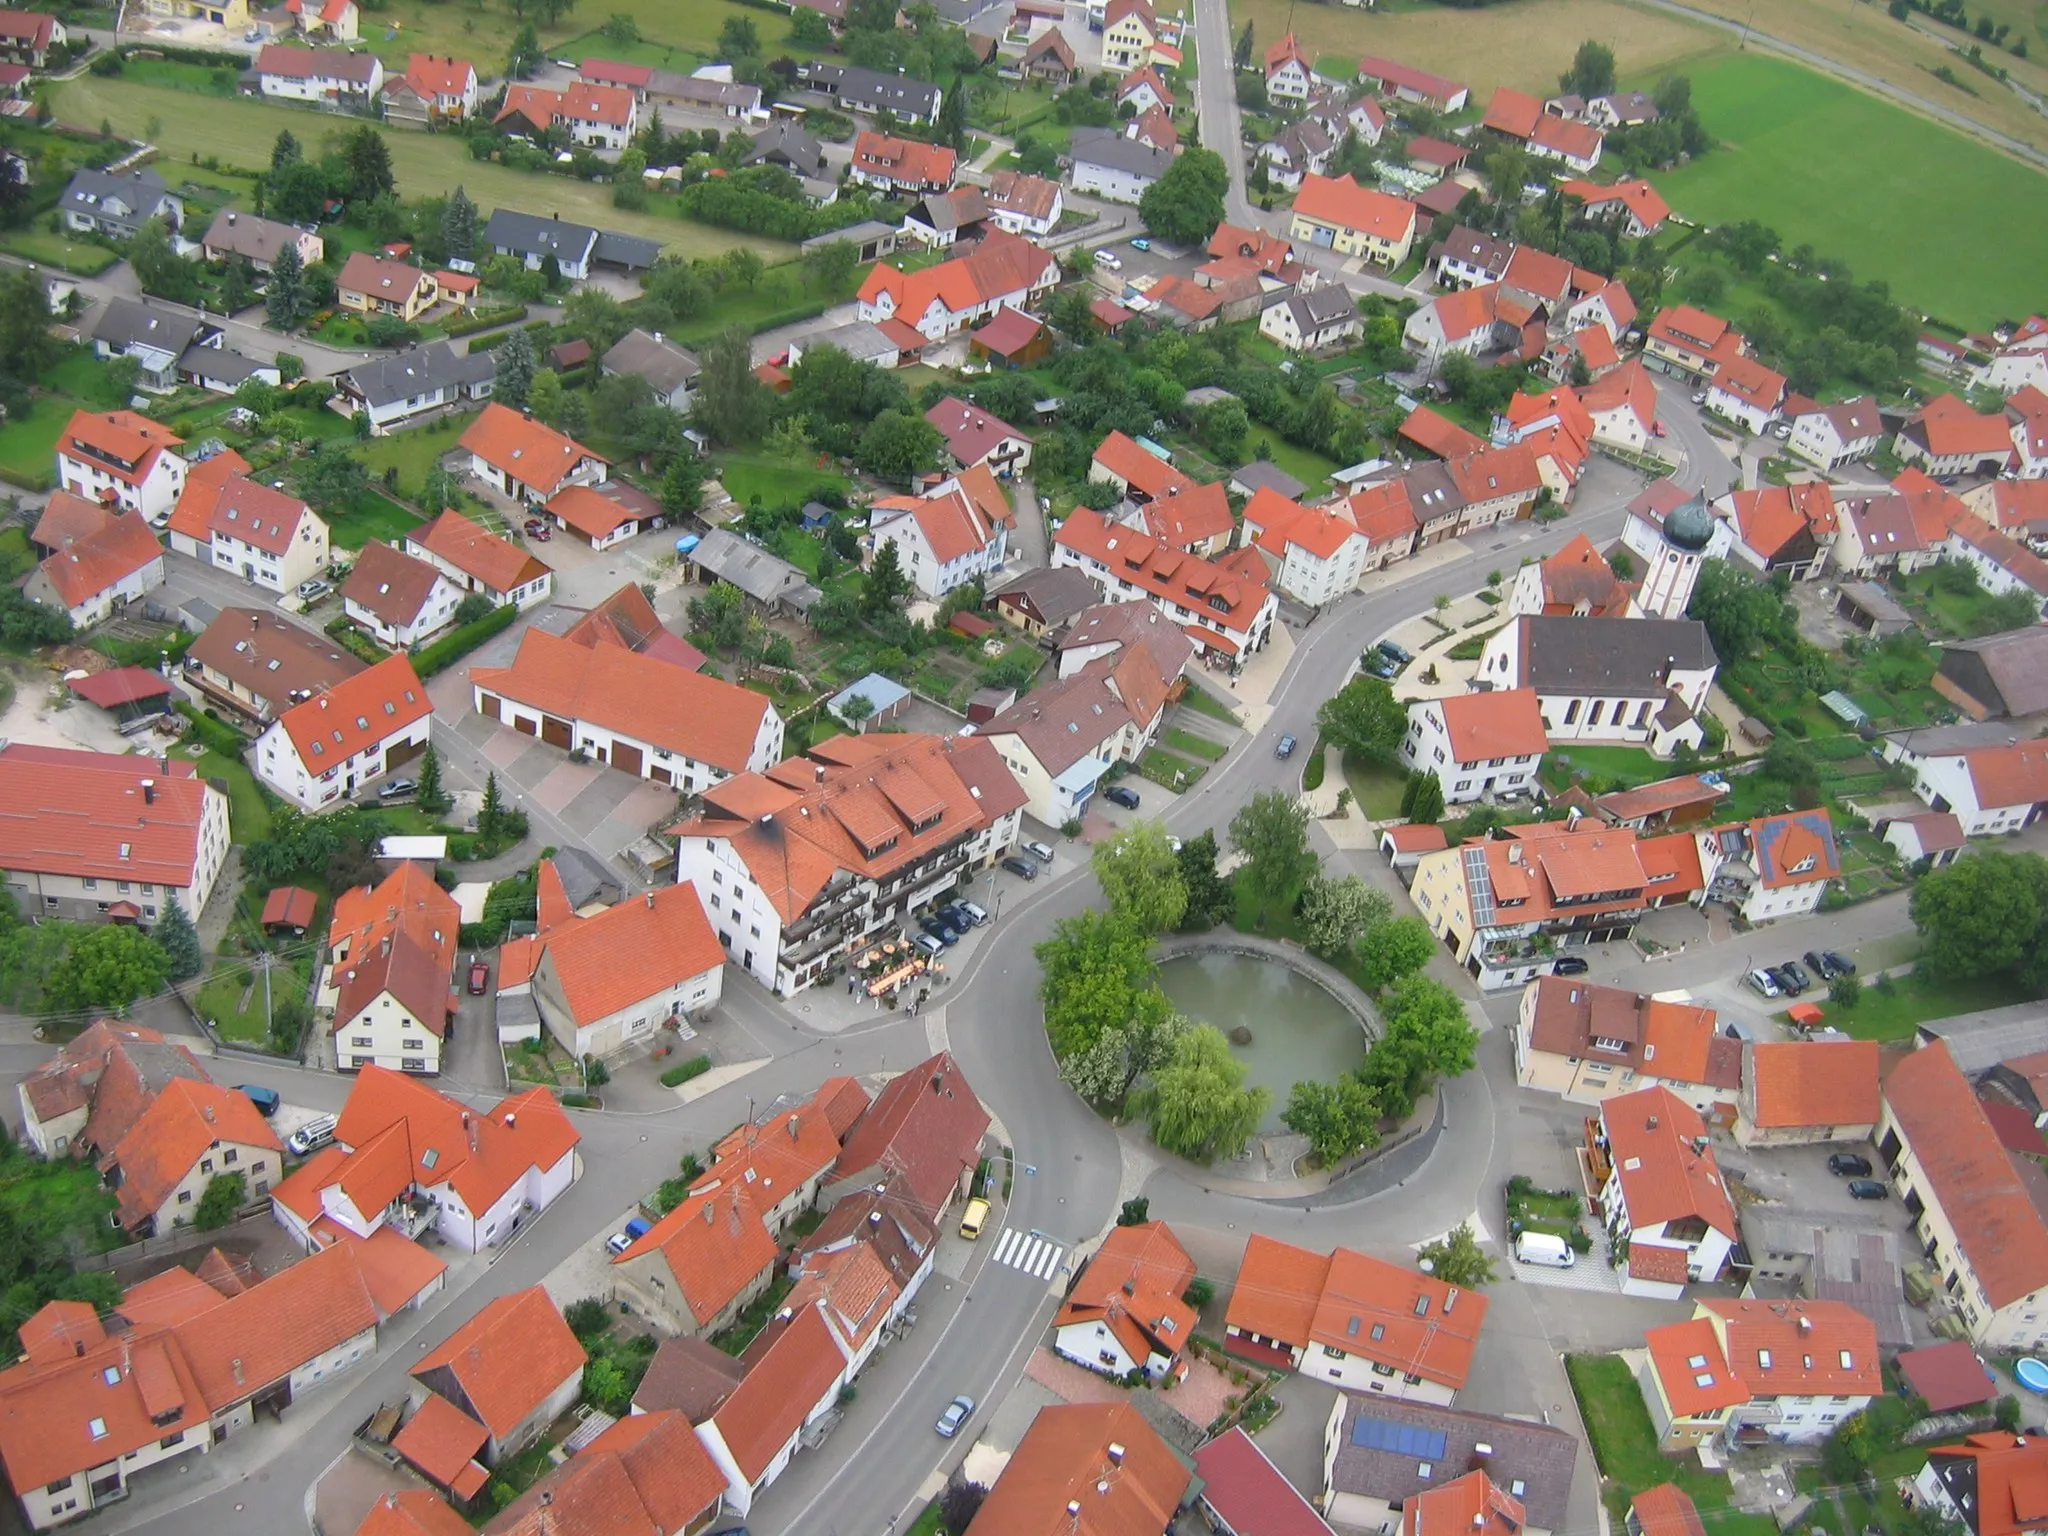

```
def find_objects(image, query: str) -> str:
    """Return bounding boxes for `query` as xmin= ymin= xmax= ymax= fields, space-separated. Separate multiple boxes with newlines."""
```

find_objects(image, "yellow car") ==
xmin=958 ymin=1197 xmax=990 ymax=1240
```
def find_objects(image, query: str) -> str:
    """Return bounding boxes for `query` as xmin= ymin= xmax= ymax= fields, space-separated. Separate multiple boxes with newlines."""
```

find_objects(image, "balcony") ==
xmin=784 ymin=916 xmax=862 ymax=968
xmin=786 ymin=881 xmax=870 ymax=941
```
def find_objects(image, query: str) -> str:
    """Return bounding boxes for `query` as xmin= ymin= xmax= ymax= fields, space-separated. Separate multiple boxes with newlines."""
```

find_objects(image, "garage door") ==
xmin=385 ymin=737 xmax=426 ymax=770
xmin=611 ymin=742 xmax=643 ymax=777
xmin=542 ymin=715 xmax=572 ymax=749
xmin=479 ymin=693 xmax=501 ymax=722
xmin=515 ymin=715 xmax=537 ymax=737
xmin=650 ymin=765 xmax=673 ymax=787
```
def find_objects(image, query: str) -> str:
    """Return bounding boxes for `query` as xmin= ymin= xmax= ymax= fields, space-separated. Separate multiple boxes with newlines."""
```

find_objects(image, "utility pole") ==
xmin=260 ymin=950 xmax=274 ymax=1040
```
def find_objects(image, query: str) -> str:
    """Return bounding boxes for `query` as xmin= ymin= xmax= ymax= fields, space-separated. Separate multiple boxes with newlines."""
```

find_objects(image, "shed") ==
xmin=65 ymin=666 xmax=173 ymax=720
xmin=801 ymin=502 xmax=836 ymax=532
xmin=687 ymin=527 xmax=821 ymax=615
xmin=966 ymin=684 xmax=1015 ymax=722
xmin=827 ymin=672 xmax=909 ymax=731
xmin=1896 ymin=1342 xmax=1996 ymax=1413
xmin=1227 ymin=461 xmax=1308 ymax=501
xmin=1835 ymin=582 xmax=1912 ymax=637
xmin=949 ymin=611 xmax=995 ymax=640
xmin=1819 ymin=690 xmax=1868 ymax=728
xmin=968 ymin=305 xmax=1051 ymax=367
xmin=549 ymin=338 xmax=592 ymax=371
xmin=260 ymin=885 xmax=318 ymax=934
xmin=1739 ymin=716 xmax=1775 ymax=745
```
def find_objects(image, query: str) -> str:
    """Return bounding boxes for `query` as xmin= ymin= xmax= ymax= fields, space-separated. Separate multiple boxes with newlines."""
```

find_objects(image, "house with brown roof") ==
xmin=183 ymin=606 xmax=362 ymax=724
xmin=985 ymin=168 xmax=1064 ymax=237
xmin=867 ymin=462 xmax=1014 ymax=598
xmin=1399 ymin=688 xmax=1548 ymax=804
xmin=410 ymin=1286 xmax=585 ymax=1466
xmin=1733 ymin=1039 xmax=1880 ymax=1148
xmin=0 ymin=740 xmax=231 ymax=929
xmin=671 ymin=733 xmax=1026 ymax=998
xmin=1640 ymin=1298 xmax=1880 ymax=1448
xmin=1596 ymin=1085 xmax=1738 ymax=1295
xmin=1879 ymin=1041 xmax=2048 ymax=1350
xmin=201 ymin=209 xmax=323 ymax=273
xmin=485 ymin=1409 xmax=728 ymax=1536
xmin=1053 ymin=1221 xmax=1196 ymax=1380
xmin=1223 ymin=1233 xmax=1489 ymax=1402
xmin=1196 ymin=1426 xmax=1335 ymax=1536
xmin=254 ymin=652 xmax=432 ymax=811
xmin=632 ymin=1336 xmax=747 ymax=1420
xmin=472 ymin=624 xmax=782 ymax=791
xmin=321 ymin=861 xmax=460 ymax=1076
xmin=338 ymin=252 xmax=440 ymax=322
xmin=612 ymin=1180 xmax=780 ymax=1337
xmin=965 ymin=1401 xmax=1190 ymax=1536
xmin=343 ymin=541 xmax=465 ymax=648
xmin=404 ymin=510 xmax=552 ymax=611
xmin=23 ymin=495 xmax=164 ymax=628
xmin=16 ymin=1020 xmax=206 ymax=1156
xmin=269 ymin=1065 xmax=580 ymax=1254
xmin=459 ymin=403 xmax=607 ymax=504
xmin=104 ymin=1077 xmax=283 ymax=1233
xmin=821 ymin=1051 xmax=990 ymax=1223
xmin=1323 ymin=1395 xmax=1579 ymax=1536
xmin=1914 ymin=1431 xmax=2048 ymax=1536
xmin=1786 ymin=396 xmax=1885 ymax=471
xmin=1515 ymin=977 xmax=1738 ymax=1110
xmin=1931 ymin=626 xmax=2048 ymax=720
xmin=993 ymin=566 xmax=1104 ymax=638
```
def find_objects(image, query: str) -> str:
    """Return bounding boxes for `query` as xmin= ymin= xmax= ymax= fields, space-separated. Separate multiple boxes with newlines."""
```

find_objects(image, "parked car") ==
xmin=1776 ymin=959 xmax=1812 ymax=993
xmin=936 ymin=903 xmax=973 ymax=932
xmin=912 ymin=932 xmax=947 ymax=958
xmin=1378 ymin=639 xmax=1414 ymax=665
xmin=1552 ymin=956 xmax=1590 ymax=976
xmin=467 ymin=959 xmax=490 ymax=995
xmin=1363 ymin=648 xmax=1401 ymax=678
xmin=1828 ymin=1152 xmax=1873 ymax=1177
xmin=1746 ymin=967 xmax=1783 ymax=999
xmin=1093 ymin=250 xmax=1122 ymax=272
xmin=1847 ymin=1179 xmax=1889 ymax=1200
xmin=378 ymin=778 xmax=417 ymax=802
xmin=1276 ymin=734 xmax=1297 ymax=758
xmin=1103 ymin=784 xmax=1141 ymax=810
xmin=1130 ymin=237 xmax=1151 ymax=252
xmin=918 ymin=917 xmax=960 ymax=946
xmin=1690 ymin=389 xmax=1708 ymax=404
xmin=524 ymin=517 xmax=552 ymax=541
xmin=295 ymin=578 xmax=331 ymax=603
xmin=1823 ymin=950 xmax=1856 ymax=976
xmin=935 ymin=1395 xmax=975 ymax=1438
xmin=288 ymin=1114 xmax=338 ymax=1157
xmin=1023 ymin=840 xmax=1056 ymax=864
xmin=1803 ymin=949 xmax=1840 ymax=982
xmin=1001 ymin=856 xmax=1039 ymax=880
xmin=606 ymin=1217 xmax=652 ymax=1255
xmin=234 ymin=1083 xmax=280 ymax=1116
xmin=956 ymin=900 xmax=990 ymax=927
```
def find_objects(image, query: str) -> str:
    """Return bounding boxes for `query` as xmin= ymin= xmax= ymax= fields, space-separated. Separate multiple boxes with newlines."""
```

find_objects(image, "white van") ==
xmin=1093 ymin=249 xmax=1122 ymax=272
xmin=1513 ymin=1232 xmax=1576 ymax=1269
xmin=288 ymin=1114 xmax=338 ymax=1157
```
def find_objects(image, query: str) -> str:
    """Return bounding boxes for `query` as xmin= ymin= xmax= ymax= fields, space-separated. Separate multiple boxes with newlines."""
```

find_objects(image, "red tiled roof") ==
xmin=1406 ymin=1470 xmax=1525 ymax=1536
xmin=58 ymin=409 xmax=185 ymax=486
xmin=459 ymin=403 xmax=606 ymax=497
xmin=1054 ymin=507 xmax=1272 ymax=638
xmin=412 ymin=509 xmax=549 ymax=596
xmin=1243 ymin=485 xmax=1363 ymax=563
xmin=852 ymin=129 xmax=957 ymax=187
xmin=393 ymin=1391 xmax=489 ymax=1489
xmin=1532 ymin=114 xmax=1602 ymax=161
xmin=1747 ymin=1039 xmax=1879 ymax=1128
xmin=1712 ymin=353 xmax=1786 ymax=413
xmin=273 ymin=652 xmax=430 ymax=771
xmin=706 ymin=1303 xmax=846 ymax=1483
xmin=833 ymin=1050 xmax=990 ymax=1219
xmin=1434 ymin=688 xmax=1549 ymax=763
xmin=110 ymin=1078 xmax=281 ymax=1228
xmin=535 ymin=885 xmax=724 ymax=1028
xmin=33 ymin=503 xmax=163 ymax=610
xmin=1307 ymin=1248 xmax=1488 ymax=1388
xmin=1646 ymin=305 xmax=1730 ymax=357
xmin=405 ymin=53 xmax=474 ymax=96
xmin=311 ymin=1221 xmax=447 ymax=1316
xmin=0 ymin=742 xmax=219 ymax=890
xmin=1700 ymin=1297 xmax=1881 ymax=1397
xmin=174 ymin=1241 xmax=379 ymax=1407
xmin=487 ymin=1410 xmax=727 ymax=1536
xmin=1292 ymin=174 xmax=1417 ymax=243
xmin=412 ymin=1286 xmax=586 ymax=1439
xmin=1633 ymin=1485 xmax=1710 ymax=1536
xmin=1357 ymin=54 xmax=1465 ymax=102
xmin=614 ymin=1181 xmax=778 ymax=1327
xmin=1644 ymin=1316 xmax=1750 ymax=1417
xmin=1910 ymin=393 xmax=2016 ymax=459
xmin=1897 ymin=1341 xmax=1996 ymax=1413
xmin=1922 ymin=1433 xmax=2048 ymax=1536
xmin=857 ymin=231 xmax=1056 ymax=323
xmin=1602 ymin=1085 xmax=1737 ymax=1237
xmin=1562 ymin=177 xmax=1670 ymax=228
xmin=1344 ymin=479 xmax=1420 ymax=546
xmin=357 ymin=1490 xmax=476 ymax=1536
xmin=1483 ymin=86 xmax=1543 ymax=138
xmin=1193 ymin=1428 xmax=1335 ymax=1536
xmin=1399 ymin=404 xmax=1485 ymax=459
xmin=967 ymin=1402 xmax=1189 ymax=1536
xmin=1055 ymin=1221 xmax=1196 ymax=1368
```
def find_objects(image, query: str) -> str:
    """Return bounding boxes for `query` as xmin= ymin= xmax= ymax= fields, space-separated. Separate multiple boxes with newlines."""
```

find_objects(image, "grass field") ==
xmin=358 ymin=0 xmax=813 ymax=70
xmin=0 ymin=227 xmax=120 ymax=274
xmin=1229 ymin=0 xmax=1724 ymax=103
xmin=1648 ymin=53 xmax=2048 ymax=328
xmin=358 ymin=411 xmax=474 ymax=499
xmin=1786 ymin=968 xmax=2036 ymax=1041
xmin=48 ymin=78 xmax=775 ymax=264
xmin=0 ymin=395 xmax=85 ymax=486
xmin=327 ymin=490 xmax=429 ymax=550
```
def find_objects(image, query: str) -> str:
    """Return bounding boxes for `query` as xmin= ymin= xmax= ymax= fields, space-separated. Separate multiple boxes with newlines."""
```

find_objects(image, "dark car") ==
xmin=1001 ymin=856 xmax=1039 ymax=880
xmin=1363 ymin=649 xmax=1401 ymax=679
xmin=1803 ymin=949 xmax=1839 ymax=982
xmin=1378 ymin=639 xmax=1414 ymax=665
xmin=1828 ymin=1152 xmax=1873 ymax=1177
xmin=937 ymin=903 xmax=973 ymax=932
xmin=1552 ymin=956 xmax=1590 ymax=976
xmin=919 ymin=916 xmax=961 ymax=946
xmin=1103 ymin=784 xmax=1141 ymax=810
xmin=524 ymin=516 xmax=552 ymax=541
xmin=233 ymin=1083 xmax=280 ymax=1116
xmin=1824 ymin=950 xmax=1856 ymax=976
xmin=1276 ymin=734 xmax=1297 ymax=759
xmin=1777 ymin=960 xmax=1812 ymax=993
xmin=1847 ymin=1179 xmax=1889 ymax=1200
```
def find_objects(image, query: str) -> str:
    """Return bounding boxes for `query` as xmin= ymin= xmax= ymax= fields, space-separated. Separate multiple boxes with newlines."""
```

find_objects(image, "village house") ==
xmin=600 ymin=328 xmax=699 ymax=410
xmin=1897 ymin=394 xmax=2015 ymax=477
xmin=268 ymin=1065 xmax=580 ymax=1254
xmin=1323 ymin=1397 xmax=1578 ymax=1536
xmin=1914 ymin=1433 xmax=2048 ymax=1536
xmin=983 ymin=169 xmax=1063 ymax=237
xmin=611 ymin=1180 xmax=780 ymax=1336
xmin=1514 ymin=977 xmax=1736 ymax=1110
xmin=459 ymin=403 xmax=607 ymax=503
xmin=495 ymin=81 xmax=637 ymax=147
xmin=1237 ymin=485 xmax=1369 ymax=607
xmin=1705 ymin=354 xmax=1788 ymax=435
xmin=483 ymin=1411 xmax=729 ymax=1536
xmin=16 ymin=1020 xmax=205 ymax=1158
xmin=1398 ymin=688 xmax=1549 ymax=804
xmin=1116 ymin=62 xmax=1174 ymax=116
xmin=849 ymin=129 xmax=957 ymax=195
xmin=1260 ymin=284 xmax=1363 ymax=353
xmin=926 ymin=396 xmax=1032 ymax=476
xmin=1101 ymin=0 xmax=1161 ymax=70
xmin=526 ymin=884 xmax=725 ymax=1062
xmin=1640 ymin=1300 xmax=1880 ymax=1450
xmin=1786 ymin=397 xmax=1885 ymax=471
xmin=1053 ymin=1221 xmax=1197 ymax=1381
xmin=285 ymin=0 xmax=358 ymax=41
xmin=1356 ymin=54 xmax=1469 ymax=111
xmin=1477 ymin=615 xmax=1717 ymax=756
xmin=1717 ymin=482 xmax=1838 ymax=581
xmin=796 ymin=60 xmax=942 ymax=122
xmin=671 ymin=734 xmax=1025 ymax=997
xmin=337 ymin=253 xmax=440 ymax=322
xmin=105 ymin=1075 xmax=282 ymax=1233
xmin=180 ymin=606 xmax=361 ymax=724
xmin=1223 ymin=1234 xmax=1489 ymax=1402
xmin=335 ymin=343 xmax=496 ymax=434
xmin=1289 ymin=173 xmax=1419 ymax=267
xmin=1644 ymin=304 xmax=1741 ymax=381
xmin=970 ymin=1403 xmax=1190 ymax=1532
xmin=1887 ymin=735 xmax=2048 ymax=835
xmin=1265 ymin=32 xmax=1316 ymax=101
xmin=56 ymin=409 xmax=187 ymax=523
xmin=0 ymin=9 xmax=65 ymax=68
xmin=1053 ymin=507 xmax=1278 ymax=672
xmin=482 ymin=209 xmax=661 ymax=283
xmin=342 ymin=542 xmax=465 ymax=648
xmin=1945 ymin=513 xmax=2048 ymax=615
xmin=1596 ymin=1085 xmax=1738 ymax=1295
xmin=1828 ymin=478 xmax=1964 ymax=578
xmin=404 ymin=510 xmax=552 ymax=611
xmin=59 ymin=167 xmax=180 ymax=240
xmin=992 ymin=566 xmax=1100 ymax=638
xmin=255 ymin=43 xmax=383 ymax=106
xmin=868 ymin=464 xmax=1013 ymax=599
xmin=23 ymin=495 xmax=165 ymax=628
xmin=195 ymin=474 xmax=330 ymax=596
xmin=200 ymin=209 xmax=323 ymax=273
xmin=1507 ymin=534 xmax=1631 ymax=618
xmin=382 ymin=54 xmax=478 ymax=124
xmin=856 ymin=231 xmax=1060 ymax=341
xmin=1069 ymin=126 xmax=1173 ymax=204
xmin=1732 ymin=1039 xmax=1881 ymax=1148
xmin=409 ymin=1287 xmax=584 ymax=1467
xmin=1696 ymin=809 xmax=1841 ymax=923
xmin=1089 ymin=431 xmax=1233 ymax=554
xmin=253 ymin=652 xmax=433 ymax=811
xmin=88 ymin=298 xmax=221 ymax=395
xmin=323 ymin=861 xmax=460 ymax=1075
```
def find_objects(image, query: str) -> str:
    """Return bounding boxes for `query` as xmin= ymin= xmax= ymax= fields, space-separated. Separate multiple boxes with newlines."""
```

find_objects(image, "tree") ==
xmin=1036 ymin=909 xmax=1168 ymax=1061
xmin=293 ymin=443 xmax=369 ymax=514
xmin=1090 ymin=822 xmax=1188 ymax=935
xmin=266 ymin=241 xmax=309 ymax=331
xmin=1910 ymin=851 xmax=2048 ymax=988
xmin=1137 ymin=149 xmax=1229 ymax=246
xmin=698 ymin=325 xmax=769 ymax=446
xmin=45 ymin=925 xmax=172 ymax=1016
xmin=1406 ymin=772 xmax=1445 ymax=826
xmin=1687 ymin=557 xmax=1791 ymax=660
xmin=719 ymin=14 xmax=760 ymax=56
xmin=527 ymin=366 xmax=568 ymax=429
xmin=494 ymin=329 xmax=537 ymax=409
xmin=130 ymin=216 xmax=195 ymax=303
xmin=1142 ymin=1025 xmax=1269 ymax=1163
xmin=1117 ymin=1197 xmax=1150 ymax=1226
xmin=1282 ymin=1076 xmax=1381 ymax=1166
xmin=151 ymin=902 xmax=203 ymax=984
xmin=1061 ymin=1011 xmax=1192 ymax=1114
xmin=218 ymin=256 xmax=256 ymax=313
xmin=271 ymin=129 xmax=301 ymax=169
xmin=939 ymin=1483 xmax=988 ymax=1536
xmin=661 ymin=452 xmax=705 ymax=519
xmin=721 ymin=246 xmax=764 ymax=291
xmin=1297 ymin=875 xmax=1391 ymax=960
xmin=478 ymin=771 xmax=509 ymax=843
xmin=1559 ymin=39 xmax=1617 ymax=97
xmin=803 ymin=238 xmax=861 ymax=293
xmin=344 ymin=125 xmax=396 ymax=204
xmin=0 ymin=267 xmax=58 ymax=378
xmin=862 ymin=539 xmax=912 ymax=618
xmin=1317 ymin=676 xmax=1406 ymax=764
xmin=442 ymin=185 xmax=478 ymax=262
xmin=1418 ymin=1222 xmax=1497 ymax=1287
xmin=582 ymin=1357 xmax=630 ymax=1414
xmin=1170 ymin=830 xmax=1233 ymax=932
xmin=1358 ymin=976 xmax=1480 ymax=1118
xmin=1233 ymin=17 xmax=1254 ymax=69
xmin=856 ymin=409 xmax=943 ymax=481
xmin=1356 ymin=915 xmax=1435 ymax=991
xmin=937 ymin=73 xmax=968 ymax=149
xmin=194 ymin=1171 xmax=247 ymax=1230
xmin=790 ymin=6 xmax=833 ymax=44
xmin=1229 ymin=791 xmax=1315 ymax=923
xmin=416 ymin=743 xmax=450 ymax=815
xmin=508 ymin=21 xmax=543 ymax=78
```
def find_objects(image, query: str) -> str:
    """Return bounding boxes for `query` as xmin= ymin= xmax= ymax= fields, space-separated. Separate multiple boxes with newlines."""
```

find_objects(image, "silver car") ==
xmin=935 ymin=1394 xmax=975 ymax=1438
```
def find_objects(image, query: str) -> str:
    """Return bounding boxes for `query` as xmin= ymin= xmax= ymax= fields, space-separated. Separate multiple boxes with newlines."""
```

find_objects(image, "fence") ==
xmin=78 ymin=1207 xmax=275 ymax=1273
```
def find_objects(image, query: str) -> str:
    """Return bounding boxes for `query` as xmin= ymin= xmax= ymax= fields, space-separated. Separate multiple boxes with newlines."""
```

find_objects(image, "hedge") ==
xmin=443 ymin=304 xmax=529 ymax=338
xmin=658 ymin=1054 xmax=712 ymax=1088
xmin=413 ymin=603 xmax=518 ymax=677
xmin=174 ymin=700 xmax=248 ymax=758
xmin=0 ymin=465 xmax=54 ymax=493
xmin=93 ymin=628 xmax=194 ymax=667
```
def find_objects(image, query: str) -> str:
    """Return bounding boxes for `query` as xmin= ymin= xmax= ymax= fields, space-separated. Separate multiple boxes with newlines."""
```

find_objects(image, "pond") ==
xmin=1157 ymin=951 xmax=1369 ymax=1134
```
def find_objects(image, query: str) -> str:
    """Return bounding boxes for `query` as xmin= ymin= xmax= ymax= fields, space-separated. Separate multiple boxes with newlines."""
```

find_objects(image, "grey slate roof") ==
xmin=594 ymin=229 xmax=662 ymax=270
xmin=1918 ymin=1007 xmax=2048 ymax=1073
xmin=991 ymin=566 xmax=1099 ymax=629
xmin=550 ymin=845 xmax=624 ymax=910
xmin=1274 ymin=284 xmax=1360 ymax=335
xmin=1937 ymin=627 xmax=2048 ymax=718
xmin=691 ymin=527 xmax=819 ymax=608
xmin=800 ymin=62 xmax=942 ymax=118
xmin=602 ymin=328 xmax=700 ymax=395
xmin=1227 ymin=462 xmax=1307 ymax=500
xmin=792 ymin=320 xmax=900 ymax=365
xmin=91 ymin=297 xmax=206 ymax=357
xmin=1519 ymin=615 xmax=1717 ymax=695
xmin=340 ymin=341 xmax=495 ymax=409
xmin=1068 ymin=127 xmax=1173 ymax=181
xmin=201 ymin=210 xmax=309 ymax=266
xmin=1327 ymin=1395 xmax=1579 ymax=1533
xmin=60 ymin=168 xmax=173 ymax=234
xmin=743 ymin=120 xmax=829 ymax=179
xmin=485 ymin=208 xmax=599 ymax=267
xmin=180 ymin=347 xmax=269 ymax=386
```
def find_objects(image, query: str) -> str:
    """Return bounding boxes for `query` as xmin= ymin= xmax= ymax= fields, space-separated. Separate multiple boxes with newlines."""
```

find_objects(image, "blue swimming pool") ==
xmin=2017 ymin=1357 xmax=2048 ymax=1393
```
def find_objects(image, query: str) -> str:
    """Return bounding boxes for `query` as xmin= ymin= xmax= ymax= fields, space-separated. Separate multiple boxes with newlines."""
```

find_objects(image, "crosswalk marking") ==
xmin=990 ymin=1227 xmax=1066 ymax=1279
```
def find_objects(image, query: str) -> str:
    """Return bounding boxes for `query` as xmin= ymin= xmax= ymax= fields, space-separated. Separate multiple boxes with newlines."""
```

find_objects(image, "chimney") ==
xmin=140 ymin=778 xmax=155 ymax=805
xmin=704 ymin=1201 xmax=716 ymax=1225
xmin=1646 ymin=1115 xmax=1659 ymax=1130
xmin=1067 ymin=1504 xmax=1082 ymax=1518
xmin=788 ymin=1114 xmax=801 ymax=1140
xmin=1797 ymin=1314 xmax=1813 ymax=1334
xmin=1107 ymin=1442 xmax=1125 ymax=1464
xmin=505 ymin=1113 xmax=515 ymax=1128
xmin=646 ymin=891 xmax=655 ymax=908
xmin=231 ymin=1357 xmax=244 ymax=1385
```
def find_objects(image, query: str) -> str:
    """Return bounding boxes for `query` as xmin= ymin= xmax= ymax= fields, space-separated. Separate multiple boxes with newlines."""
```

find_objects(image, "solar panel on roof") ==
xmin=1351 ymin=1415 xmax=1449 ymax=1459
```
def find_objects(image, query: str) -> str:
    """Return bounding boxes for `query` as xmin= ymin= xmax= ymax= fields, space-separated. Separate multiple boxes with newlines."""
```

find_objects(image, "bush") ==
xmin=413 ymin=603 xmax=518 ymax=677
xmin=564 ymin=1297 xmax=611 ymax=1338
xmin=659 ymin=1053 xmax=712 ymax=1087
xmin=174 ymin=701 xmax=248 ymax=758
xmin=561 ymin=1091 xmax=598 ymax=1107
xmin=443 ymin=303 xmax=530 ymax=338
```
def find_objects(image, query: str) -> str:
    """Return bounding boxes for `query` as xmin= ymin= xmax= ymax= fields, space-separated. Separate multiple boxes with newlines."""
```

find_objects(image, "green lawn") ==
xmin=191 ymin=748 xmax=273 ymax=843
xmin=358 ymin=411 xmax=474 ymax=499
xmin=1177 ymin=683 xmax=1240 ymax=726
xmin=1164 ymin=727 xmax=1228 ymax=762
xmin=114 ymin=56 xmax=238 ymax=94
xmin=0 ymin=526 xmax=33 ymax=582
xmin=1136 ymin=747 xmax=1203 ymax=790
xmin=556 ymin=31 xmax=704 ymax=70
xmin=662 ymin=261 xmax=864 ymax=348
xmin=1541 ymin=745 xmax=1671 ymax=792
xmin=0 ymin=228 xmax=120 ymax=275
xmin=1646 ymin=52 xmax=2048 ymax=329
xmin=327 ymin=491 xmax=427 ymax=551
xmin=194 ymin=956 xmax=308 ymax=1046
xmin=1341 ymin=753 xmax=1407 ymax=819
xmin=1783 ymin=968 xmax=2036 ymax=1041
xmin=717 ymin=453 xmax=850 ymax=510
xmin=0 ymin=395 xmax=85 ymax=488
xmin=1245 ymin=433 xmax=1342 ymax=498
